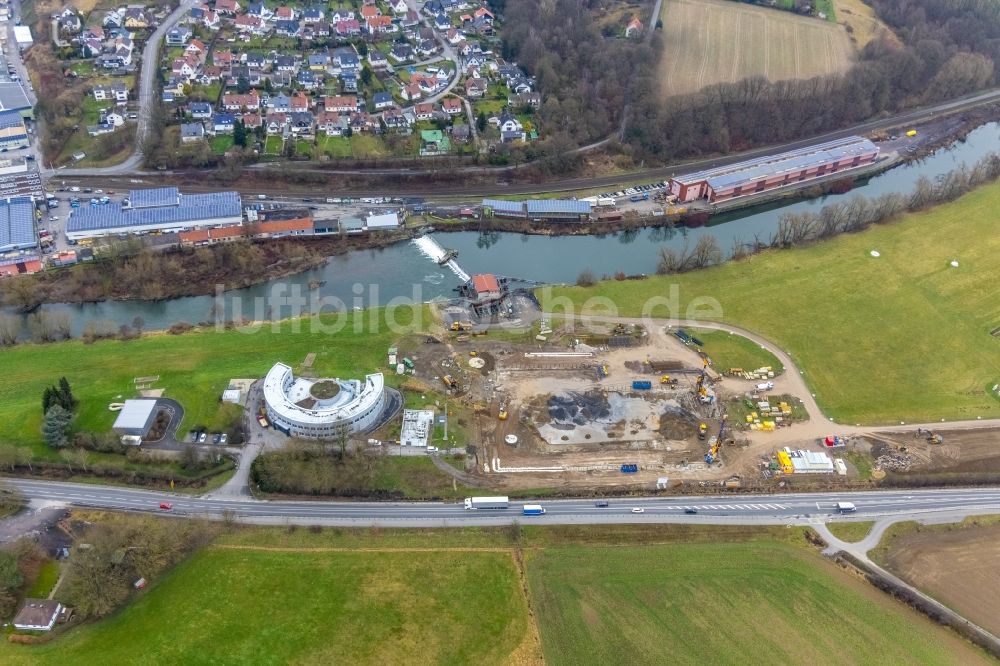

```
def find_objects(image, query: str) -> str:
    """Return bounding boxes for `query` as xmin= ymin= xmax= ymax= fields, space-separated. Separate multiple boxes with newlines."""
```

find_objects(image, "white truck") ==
xmin=836 ymin=502 xmax=857 ymax=513
xmin=464 ymin=496 xmax=509 ymax=510
xmin=755 ymin=381 xmax=775 ymax=391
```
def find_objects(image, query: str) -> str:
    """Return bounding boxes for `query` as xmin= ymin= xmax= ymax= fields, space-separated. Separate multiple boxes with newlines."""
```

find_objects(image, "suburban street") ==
xmin=7 ymin=478 xmax=1000 ymax=527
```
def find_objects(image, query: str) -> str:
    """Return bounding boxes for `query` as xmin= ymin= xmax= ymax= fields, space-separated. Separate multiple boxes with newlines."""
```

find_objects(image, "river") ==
xmin=15 ymin=122 xmax=1000 ymax=334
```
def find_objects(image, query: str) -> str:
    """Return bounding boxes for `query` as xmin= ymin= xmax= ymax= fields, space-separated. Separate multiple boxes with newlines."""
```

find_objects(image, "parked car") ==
xmin=159 ymin=502 xmax=173 ymax=510
xmin=212 ymin=434 xmax=222 ymax=445
xmin=219 ymin=433 xmax=228 ymax=445
xmin=197 ymin=432 xmax=207 ymax=444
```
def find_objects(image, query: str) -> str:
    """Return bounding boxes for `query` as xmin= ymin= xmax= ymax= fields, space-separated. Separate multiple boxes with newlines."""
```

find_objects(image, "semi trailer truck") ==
xmin=464 ymin=496 xmax=510 ymax=510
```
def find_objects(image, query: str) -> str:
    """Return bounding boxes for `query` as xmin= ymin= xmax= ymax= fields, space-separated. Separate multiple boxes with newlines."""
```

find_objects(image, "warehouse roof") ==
xmin=675 ymin=136 xmax=878 ymax=190
xmin=0 ymin=110 xmax=24 ymax=131
xmin=525 ymin=199 xmax=591 ymax=215
xmin=67 ymin=191 xmax=242 ymax=234
xmin=481 ymin=198 xmax=524 ymax=214
xmin=129 ymin=187 xmax=181 ymax=209
xmin=0 ymin=197 xmax=36 ymax=252
xmin=0 ymin=83 xmax=31 ymax=113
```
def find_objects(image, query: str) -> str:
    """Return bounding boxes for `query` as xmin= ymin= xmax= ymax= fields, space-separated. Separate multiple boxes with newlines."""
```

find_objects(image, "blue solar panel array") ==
xmin=67 ymin=191 xmax=242 ymax=234
xmin=526 ymin=199 xmax=591 ymax=215
xmin=129 ymin=187 xmax=180 ymax=209
xmin=482 ymin=198 xmax=523 ymax=214
xmin=0 ymin=110 xmax=24 ymax=131
xmin=0 ymin=197 xmax=36 ymax=252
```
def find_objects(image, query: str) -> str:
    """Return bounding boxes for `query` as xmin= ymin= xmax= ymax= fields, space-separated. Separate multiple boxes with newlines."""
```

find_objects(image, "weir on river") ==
xmin=412 ymin=234 xmax=471 ymax=282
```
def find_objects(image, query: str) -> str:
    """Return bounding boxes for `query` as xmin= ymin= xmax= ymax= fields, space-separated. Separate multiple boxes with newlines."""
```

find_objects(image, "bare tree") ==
xmin=0 ymin=314 xmax=21 ymax=346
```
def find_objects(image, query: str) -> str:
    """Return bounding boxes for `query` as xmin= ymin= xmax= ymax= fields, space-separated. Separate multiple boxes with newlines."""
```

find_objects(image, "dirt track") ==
xmin=884 ymin=524 xmax=1000 ymax=636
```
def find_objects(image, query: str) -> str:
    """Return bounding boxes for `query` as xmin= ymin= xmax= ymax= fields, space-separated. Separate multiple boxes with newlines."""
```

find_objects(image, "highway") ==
xmin=8 ymin=478 xmax=1000 ymax=527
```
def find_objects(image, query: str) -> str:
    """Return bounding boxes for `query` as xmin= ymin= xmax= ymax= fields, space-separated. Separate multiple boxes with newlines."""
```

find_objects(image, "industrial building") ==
xmin=66 ymin=187 xmax=243 ymax=241
xmin=0 ymin=110 xmax=28 ymax=150
xmin=777 ymin=448 xmax=835 ymax=474
xmin=0 ymin=197 xmax=36 ymax=253
xmin=112 ymin=399 xmax=159 ymax=439
xmin=669 ymin=136 xmax=880 ymax=204
xmin=262 ymin=362 xmax=386 ymax=439
xmin=457 ymin=273 xmax=510 ymax=317
xmin=0 ymin=82 xmax=34 ymax=119
xmin=400 ymin=409 xmax=435 ymax=447
xmin=482 ymin=198 xmax=592 ymax=222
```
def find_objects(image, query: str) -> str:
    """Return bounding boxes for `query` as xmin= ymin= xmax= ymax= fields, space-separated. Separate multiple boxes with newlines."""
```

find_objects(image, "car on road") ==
xmin=69 ymin=186 xmax=80 ymax=192
xmin=595 ymin=500 xmax=609 ymax=507
xmin=631 ymin=507 xmax=644 ymax=514
xmin=684 ymin=508 xmax=698 ymax=514
xmin=159 ymin=502 xmax=172 ymax=510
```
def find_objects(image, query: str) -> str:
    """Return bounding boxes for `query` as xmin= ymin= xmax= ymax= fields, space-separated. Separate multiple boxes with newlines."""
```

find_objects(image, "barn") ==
xmin=669 ymin=136 xmax=880 ymax=204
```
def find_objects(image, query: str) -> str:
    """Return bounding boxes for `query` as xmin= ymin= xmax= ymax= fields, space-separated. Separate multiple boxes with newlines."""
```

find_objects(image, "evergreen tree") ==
xmin=42 ymin=386 xmax=56 ymax=414
xmin=42 ymin=405 xmax=73 ymax=449
xmin=233 ymin=120 xmax=247 ymax=147
xmin=58 ymin=376 xmax=78 ymax=411
xmin=477 ymin=111 xmax=487 ymax=132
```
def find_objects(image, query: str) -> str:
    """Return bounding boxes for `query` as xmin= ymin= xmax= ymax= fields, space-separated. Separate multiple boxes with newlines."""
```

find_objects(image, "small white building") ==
xmin=364 ymin=211 xmax=399 ymax=230
xmin=13 ymin=600 xmax=63 ymax=631
xmin=112 ymin=399 xmax=158 ymax=438
xmin=400 ymin=409 xmax=435 ymax=447
xmin=13 ymin=25 xmax=33 ymax=48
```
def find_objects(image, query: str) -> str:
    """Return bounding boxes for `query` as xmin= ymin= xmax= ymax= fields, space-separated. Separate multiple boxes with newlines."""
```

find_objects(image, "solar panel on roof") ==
xmin=129 ymin=187 xmax=180 ymax=209
xmin=525 ymin=199 xmax=591 ymax=214
xmin=482 ymin=198 xmax=524 ymax=214
xmin=0 ymin=198 xmax=36 ymax=252
xmin=67 ymin=191 xmax=242 ymax=234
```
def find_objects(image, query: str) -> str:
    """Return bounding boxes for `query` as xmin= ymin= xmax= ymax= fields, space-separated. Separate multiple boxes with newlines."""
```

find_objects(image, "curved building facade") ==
xmin=262 ymin=362 xmax=386 ymax=438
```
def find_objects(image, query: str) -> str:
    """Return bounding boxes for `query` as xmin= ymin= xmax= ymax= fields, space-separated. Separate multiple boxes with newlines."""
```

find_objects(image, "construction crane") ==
xmin=705 ymin=418 xmax=727 ymax=464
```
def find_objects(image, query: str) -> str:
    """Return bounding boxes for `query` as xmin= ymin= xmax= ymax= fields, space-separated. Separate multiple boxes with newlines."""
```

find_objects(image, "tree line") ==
xmin=497 ymin=0 xmax=1000 ymax=164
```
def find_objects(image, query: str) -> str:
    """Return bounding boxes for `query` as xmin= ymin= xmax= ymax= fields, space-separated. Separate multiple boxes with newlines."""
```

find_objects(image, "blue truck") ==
xmin=522 ymin=505 xmax=546 ymax=516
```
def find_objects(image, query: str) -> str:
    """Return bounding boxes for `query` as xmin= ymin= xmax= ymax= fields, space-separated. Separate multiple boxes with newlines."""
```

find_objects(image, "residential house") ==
xmin=400 ymin=82 xmax=422 ymax=101
xmin=275 ymin=20 xmax=301 ymax=36
xmin=313 ymin=21 xmax=331 ymax=37
xmin=297 ymin=70 xmax=319 ymax=90
xmin=324 ymin=95 xmax=358 ymax=113
xmin=246 ymin=2 xmax=272 ymax=19
xmin=340 ymin=71 xmax=357 ymax=92
xmin=181 ymin=122 xmax=206 ymax=142
xmin=246 ymin=53 xmax=266 ymax=69
xmin=381 ymin=107 xmax=410 ymax=131
xmin=442 ymin=96 xmax=463 ymax=115
xmin=332 ymin=49 xmax=361 ymax=72
xmin=13 ymin=600 xmax=64 ymax=632
xmin=214 ymin=0 xmax=241 ymax=15
xmin=87 ymin=123 xmax=116 ymax=136
xmin=274 ymin=6 xmax=296 ymax=20
xmin=289 ymin=111 xmax=314 ymax=134
xmin=625 ymin=16 xmax=643 ymax=38
xmin=464 ymin=77 xmax=487 ymax=98
xmin=390 ymin=43 xmax=413 ymax=63
xmin=450 ymin=123 xmax=470 ymax=143
xmin=234 ymin=14 xmax=265 ymax=32
xmin=365 ymin=15 xmax=394 ymax=35
xmin=242 ymin=113 xmax=262 ymax=130
xmin=433 ymin=14 xmax=450 ymax=31
xmin=222 ymin=91 xmax=260 ymax=111
xmin=211 ymin=113 xmax=237 ymax=134
xmin=508 ymin=92 xmax=541 ymax=109
xmin=165 ymin=26 xmax=192 ymax=45
xmin=189 ymin=101 xmax=213 ymax=119
xmin=413 ymin=102 xmax=435 ymax=121
xmin=290 ymin=91 xmax=311 ymax=112
xmin=303 ymin=7 xmax=324 ymax=23
xmin=389 ymin=0 xmax=408 ymax=14
xmin=335 ymin=18 xmax=361 ymax=37
xmin=316 ymin=110 xmax=348 ymax=135
xmin=420 ymin=129 xmax=450 ymax=155
xmin=372 ymin=91 xmax=394 ymax=111
xmin=308 ymin=53 xmax=329 ymax=71
xmin=172 ymin=56 xmax=200 ymax=80
xmin=275 ymin=55 xmax=298 ymax=73
xmin=185 ymin=39 xmax=207 ymax=56
xmin=92 ymin=83 xmax=129 ymax=103
xmin=57 ymin=8 xmax=82 ymax=34
xmin=162 ymin=90 xmax=176 ymax=103
xmin=330 ymin=9 xmax=355 ymax=22
xmin=350 ymin=111 xmax=379 ymax=133
xmin=202 ymin=10 xmax=220 ymax=28
xmin=124 ymin=8 xmax=150 ymax=29
xmin=266 ymin=93 xmax=291 ymax=113
xmin=101 ymin=110 xmax=125 ymax=127
xmin=213 ymin=50 xmax=234 ymax=68
xmin=509 ymin=77 xmax=533 ymax=94
xmin=360 ymin=4 xmax=380 ymax=19
xmin=474 ymin=6 xmax=494 ymax=22
xmin=367 ymin=49 xmax=388 ymax=69
xmin=103 ymin=9 xmax=124 ymax=28
xmin=416 ymin=39 xmax=437 ymax=57
xmin=498 ymin=108 xmax=525 ymax=142
xmin=265 ymin=112 xmax=289 ymax=134
xmin=401 ymin=9 xmax=420 ymax=28
xmin=200 ymin=65 xmax=223 ymax=83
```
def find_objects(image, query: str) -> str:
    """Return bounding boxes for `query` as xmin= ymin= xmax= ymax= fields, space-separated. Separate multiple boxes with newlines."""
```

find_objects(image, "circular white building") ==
xmin=262 ymin=362 xmax=386 ymax=439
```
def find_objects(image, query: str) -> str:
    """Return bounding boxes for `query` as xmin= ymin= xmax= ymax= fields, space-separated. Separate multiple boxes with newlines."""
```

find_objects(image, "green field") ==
xmin=541 ymin=182 xmax=1000 ymax=424
xmin=0 ymin=307 xmax=421 ymax=457
xmin=689 ymin=328 xmax=784 ymax=373
xmin=527 ymin=541 xmax=989 ymax=665
xmin=0 ymin=546 xmax=531 ymax=665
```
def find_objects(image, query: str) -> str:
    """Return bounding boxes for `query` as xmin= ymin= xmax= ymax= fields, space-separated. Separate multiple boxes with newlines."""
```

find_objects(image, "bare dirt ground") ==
xmin=659 ymin=0 xmax=855 ymax=97
xmin=832 ymin=0 xmax=899 ymax=50
xmin=865 ymin=428 xmax=1000 ymax=474
xmin=884 ymin=524 xmax=1000 ymax=636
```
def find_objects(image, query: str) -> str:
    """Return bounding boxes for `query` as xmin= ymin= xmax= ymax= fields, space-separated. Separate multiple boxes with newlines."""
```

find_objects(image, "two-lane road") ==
xmin=9 ymin=478 xmax=1000 ymax=527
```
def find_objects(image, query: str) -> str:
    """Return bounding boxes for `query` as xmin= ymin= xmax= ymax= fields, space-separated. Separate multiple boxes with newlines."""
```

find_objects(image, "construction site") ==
xmin=378 ymin=310 xmax=879 ymax=493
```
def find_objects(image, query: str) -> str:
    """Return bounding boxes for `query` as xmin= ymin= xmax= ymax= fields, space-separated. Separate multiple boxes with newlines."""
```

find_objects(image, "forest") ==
xmin=498 ymin=0 xmax=1000 ymax=163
